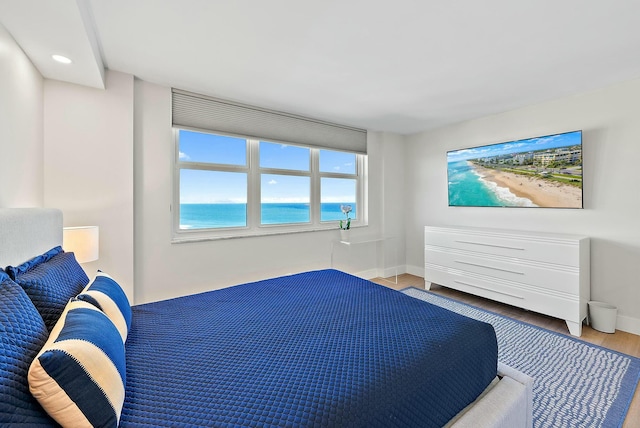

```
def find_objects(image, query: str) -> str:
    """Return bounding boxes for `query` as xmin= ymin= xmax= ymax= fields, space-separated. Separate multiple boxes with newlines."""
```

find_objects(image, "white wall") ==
xmin=43 ymin=70 xmax=134 ymax=301
xmin=0 ymin=23 xmax=43 ymax=207
xmin=0 ymin=30 xmax=135 ymax=300
xmin=374 ymin=132 xmax=406 ymax=277
xmin=133 ymin=79 xmax=402 ymax=303
xmin=405 ymin=78 xmax=640 ymax=334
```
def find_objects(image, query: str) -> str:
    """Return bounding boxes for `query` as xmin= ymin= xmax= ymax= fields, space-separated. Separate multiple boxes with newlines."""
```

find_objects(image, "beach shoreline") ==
xmin=470 ymin=163 xmax=582 ymax=208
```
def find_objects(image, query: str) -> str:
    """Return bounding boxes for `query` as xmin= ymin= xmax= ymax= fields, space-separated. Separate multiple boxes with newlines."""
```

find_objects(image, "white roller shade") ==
xmin=172 ymin=89 xmax=367 ymax=154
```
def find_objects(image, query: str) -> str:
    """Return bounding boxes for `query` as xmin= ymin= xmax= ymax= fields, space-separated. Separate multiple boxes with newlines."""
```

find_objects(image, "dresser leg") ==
xmin=566 ymin=320 xmax=582 ymax=337
xmin=425 ymin=281 xmax=432 ymax=290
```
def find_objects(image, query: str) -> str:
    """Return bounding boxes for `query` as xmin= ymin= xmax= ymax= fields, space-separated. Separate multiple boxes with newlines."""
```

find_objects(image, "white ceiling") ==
xmin=2 ymin=0 xmax=640 ymax=134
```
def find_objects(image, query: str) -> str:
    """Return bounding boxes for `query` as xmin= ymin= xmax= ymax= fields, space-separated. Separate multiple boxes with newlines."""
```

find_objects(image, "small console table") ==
xmin=330 ymin=235 xmax=398 ymax=284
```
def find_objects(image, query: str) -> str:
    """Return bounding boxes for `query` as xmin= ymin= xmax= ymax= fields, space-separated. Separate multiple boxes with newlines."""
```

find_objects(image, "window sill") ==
xmin=171 ymin=224 xmax=367 ymax=244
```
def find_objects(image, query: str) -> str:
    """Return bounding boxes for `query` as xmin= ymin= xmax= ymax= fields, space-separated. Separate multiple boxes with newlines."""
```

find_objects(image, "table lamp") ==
xmin=62 ymin=226 xmax=99 ymax=263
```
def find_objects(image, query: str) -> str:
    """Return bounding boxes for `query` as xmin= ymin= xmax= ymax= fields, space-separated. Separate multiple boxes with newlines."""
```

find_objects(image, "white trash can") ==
xmin=588 ymin=301 xmax=617 ymax=333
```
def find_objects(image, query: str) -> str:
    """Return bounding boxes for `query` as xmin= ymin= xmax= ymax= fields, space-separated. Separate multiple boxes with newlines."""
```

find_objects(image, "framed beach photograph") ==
xmin=447 ymin=130 xmax=583 ymax=208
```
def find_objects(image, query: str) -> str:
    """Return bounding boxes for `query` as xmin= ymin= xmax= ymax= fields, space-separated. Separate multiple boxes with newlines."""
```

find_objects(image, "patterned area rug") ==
xmin=401 ymin=287 xmax=640 ymax=428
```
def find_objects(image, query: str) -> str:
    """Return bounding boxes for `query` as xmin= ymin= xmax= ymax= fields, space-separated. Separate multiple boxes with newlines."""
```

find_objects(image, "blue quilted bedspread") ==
xmin=120 ymin=270 xmax=497 ymax=427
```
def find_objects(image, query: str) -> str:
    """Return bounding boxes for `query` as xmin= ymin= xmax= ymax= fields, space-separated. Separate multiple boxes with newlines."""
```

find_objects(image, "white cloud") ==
xmin=268 ymin=179 xmax=278 ymax=185
xmin=179 ymin=151 xmax=190 ymax=160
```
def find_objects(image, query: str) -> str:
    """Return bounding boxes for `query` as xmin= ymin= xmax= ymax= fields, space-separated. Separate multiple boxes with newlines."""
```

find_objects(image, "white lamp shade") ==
xmin=63 ymin=226 xmax=99 ymax=263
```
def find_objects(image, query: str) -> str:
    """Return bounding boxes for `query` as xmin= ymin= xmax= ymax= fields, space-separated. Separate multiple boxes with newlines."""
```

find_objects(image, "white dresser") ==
xmin=424 ymin=225 xmax=590 ymax=336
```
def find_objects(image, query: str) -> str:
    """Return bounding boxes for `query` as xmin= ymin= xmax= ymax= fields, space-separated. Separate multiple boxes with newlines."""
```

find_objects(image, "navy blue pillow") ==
xmin=7 ymin=248 xmax=90 ymax=331
xmin=0 ymin=272 xmax=55 ymax=426
xmin=5 ymin=246 xmax=63 ymax=277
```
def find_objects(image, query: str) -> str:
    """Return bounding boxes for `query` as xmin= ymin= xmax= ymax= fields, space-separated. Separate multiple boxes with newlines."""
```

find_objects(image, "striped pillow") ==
xmin=28 ymin=299 xmax=126 ymax=428
xmin=76 ymin=272 xmax=131 ymax=342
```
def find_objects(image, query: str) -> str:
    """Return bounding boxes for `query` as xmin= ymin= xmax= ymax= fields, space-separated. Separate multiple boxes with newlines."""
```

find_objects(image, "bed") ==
xmin=0 ymin=208 xmax=532 ymax=427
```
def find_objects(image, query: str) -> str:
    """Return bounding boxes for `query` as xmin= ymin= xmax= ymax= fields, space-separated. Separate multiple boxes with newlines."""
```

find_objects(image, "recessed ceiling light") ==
xmin=52 ymin=54 xmax=72 ymax=64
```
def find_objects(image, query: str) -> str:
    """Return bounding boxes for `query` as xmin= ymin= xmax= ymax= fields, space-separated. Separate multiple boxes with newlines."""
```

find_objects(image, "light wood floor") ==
xmin=371 ymin=274 xmax=640 ymax=428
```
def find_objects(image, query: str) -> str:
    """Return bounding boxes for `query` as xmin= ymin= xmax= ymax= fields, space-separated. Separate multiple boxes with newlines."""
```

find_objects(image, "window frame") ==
xmin=172 ymin=127 xmax=367 ymax=242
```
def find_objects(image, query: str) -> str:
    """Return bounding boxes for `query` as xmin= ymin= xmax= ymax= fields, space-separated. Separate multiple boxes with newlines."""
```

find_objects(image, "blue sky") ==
xmin=447 ymin=130 xmax=582 ymax=163
xmin=179 ymin=130 xmax=357 ymax=204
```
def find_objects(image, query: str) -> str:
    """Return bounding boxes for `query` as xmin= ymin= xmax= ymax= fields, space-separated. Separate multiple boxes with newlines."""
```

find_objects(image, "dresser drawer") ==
xmin=424 ymin=246 xmax=581 ymax=295
xmin=424 ymin=264 xmax=582 ymax=322
xmin=425 ymin=227 xmax=585 ymax=267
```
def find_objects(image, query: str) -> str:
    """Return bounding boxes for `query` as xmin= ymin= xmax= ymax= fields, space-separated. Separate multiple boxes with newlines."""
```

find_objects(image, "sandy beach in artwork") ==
xmin=471 ymin=164 xmax=582 ymax=208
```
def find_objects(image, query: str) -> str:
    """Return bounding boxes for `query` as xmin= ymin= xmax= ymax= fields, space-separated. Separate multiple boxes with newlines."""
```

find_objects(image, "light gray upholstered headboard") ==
xmin=0 ymin=208 xmax=63 ymax=267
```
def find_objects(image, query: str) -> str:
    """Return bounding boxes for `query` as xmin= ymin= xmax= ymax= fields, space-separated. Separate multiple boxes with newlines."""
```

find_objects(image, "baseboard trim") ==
xmin=405 ymin=264 xmax=425 ymax=278
xmin=352 ymin=265 xmax=408 ymax=280
xmin=616 ymin=314 xmax=640 ymax=336
xmin=353 ymin=268 xmax=379 ymax=280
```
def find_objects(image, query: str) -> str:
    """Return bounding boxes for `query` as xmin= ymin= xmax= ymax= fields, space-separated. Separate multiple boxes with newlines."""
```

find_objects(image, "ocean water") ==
xmin=447 ymin=161 xmax=535 ymax=207
xmin=180 ymin=202 xmax=357 ymax=229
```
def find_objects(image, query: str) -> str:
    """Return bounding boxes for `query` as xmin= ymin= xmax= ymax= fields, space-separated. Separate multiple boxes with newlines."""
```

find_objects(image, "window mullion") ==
xmin=177 ymin=162 xmax=247 ymax=174
xmin=248 ymin=139 xmax=261 ymax=230
xmin=259 ymin=168 xmax=310 ymax=177
xmin=310 ymin=149 xmax=320 ymax=225
xmin=318 ymin=172 xmax=357 ymax=180
xmin=358 ymin=154 xmax=367 ymax=225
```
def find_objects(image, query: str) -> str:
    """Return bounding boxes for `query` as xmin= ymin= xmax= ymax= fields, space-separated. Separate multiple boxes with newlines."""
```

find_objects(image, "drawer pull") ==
xmin=454 ymin=280 xmax=524 ymax=299
xmin=455 ymin=240 xmax=525 ymax=251
xmin=455 ymin=260 xmax=525 ymax=275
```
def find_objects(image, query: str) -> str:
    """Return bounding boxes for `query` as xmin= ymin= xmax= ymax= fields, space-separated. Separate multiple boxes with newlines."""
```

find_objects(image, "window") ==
xmin=174 ymin=129 xmax=366 ymax=240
